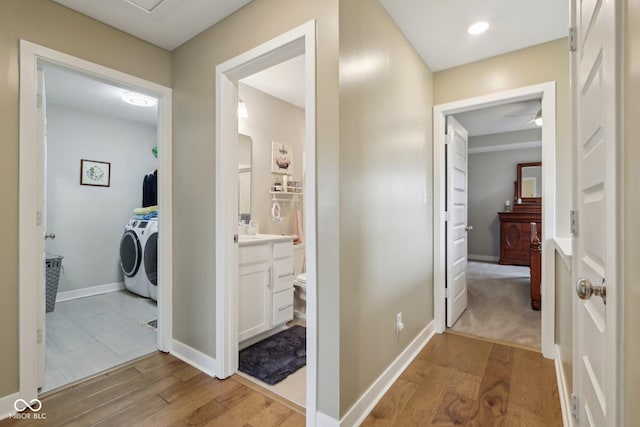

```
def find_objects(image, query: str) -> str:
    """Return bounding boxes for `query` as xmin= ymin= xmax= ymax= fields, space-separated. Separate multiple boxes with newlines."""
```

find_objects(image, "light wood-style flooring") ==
xmin=362 ymin=332 xmax=562 ymax=426
xmin=0 ymin=352 xmax=305 ymax=427
xmin=0 ymin=332 xmax=561 ymax=426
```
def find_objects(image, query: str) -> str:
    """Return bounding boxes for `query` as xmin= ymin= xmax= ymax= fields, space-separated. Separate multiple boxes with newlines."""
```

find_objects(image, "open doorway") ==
xmin=215 ymin=21 xmax=317 ymax=422
xmin=434 ymin=82 xmax=557 ymax=359
xmin=233 ymin=55 xmax=307 ymax=407
xmin=447 ymin=99 xmax=544 ymax=349
xmin=19 ymin=40 xmax=173 ymax=402
xmin=38 ymin=63 xmax=161 ymax=393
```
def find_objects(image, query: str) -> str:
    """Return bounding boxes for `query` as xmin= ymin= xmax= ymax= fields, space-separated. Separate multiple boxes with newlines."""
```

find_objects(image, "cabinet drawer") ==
xmin=273 ymin=241 xmax=293 ymax=259
xmin=501 ymin=249 xmax=530 ymax=266
xmin=273 ymin=257 xmax=294 ymax=293
xmin=239 ymin=244 xmax=271 ymax=265
xmin=273 ymin=289 xmax=294 ymax=325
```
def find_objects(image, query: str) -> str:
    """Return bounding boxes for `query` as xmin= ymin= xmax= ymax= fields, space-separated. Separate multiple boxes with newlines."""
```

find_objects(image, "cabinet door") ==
xmin=238 ymin=263 xmax=271 ymax=342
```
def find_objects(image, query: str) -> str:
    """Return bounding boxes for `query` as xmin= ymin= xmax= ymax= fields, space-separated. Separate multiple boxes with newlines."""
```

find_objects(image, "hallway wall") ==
xmin=624 ymin=0 xmax=640 ymax=424
xmin=339 ymin=0 xmax=434 ymax=416
xmin=0 ymin=0 xmax=170 ymax=399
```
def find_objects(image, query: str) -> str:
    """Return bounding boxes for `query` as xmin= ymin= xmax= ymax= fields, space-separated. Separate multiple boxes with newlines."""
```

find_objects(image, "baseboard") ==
xmin=339 ymin=321 xmax=436 ymax=427
xmin=170 ymin=339 xmax=219 ymax=378
xmin=316 ymin=411 xmax=340 ymax=427
xmin=555 ymin=345 xmax=572 ymax=427
xmin=55 ymin=282 xmax=124 ymax=303
xmin=468 ymin=254 xmax=499 ymax=263
xmin=0 ymin=392 xmax=19 ymax=421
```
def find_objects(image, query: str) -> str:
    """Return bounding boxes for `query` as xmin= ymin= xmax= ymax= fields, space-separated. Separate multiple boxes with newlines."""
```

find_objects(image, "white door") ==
xmin=446 ymin=116 xmax=469 ymax=327
xmin=572 ymin=0 xmax=620 ymax=424
xmin=36 ymin=66 xmax=47 ymax=389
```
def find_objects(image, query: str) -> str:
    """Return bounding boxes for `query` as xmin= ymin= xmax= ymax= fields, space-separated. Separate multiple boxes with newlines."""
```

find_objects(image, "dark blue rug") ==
xmin=239 ymin=325 xmax=306 ymax=385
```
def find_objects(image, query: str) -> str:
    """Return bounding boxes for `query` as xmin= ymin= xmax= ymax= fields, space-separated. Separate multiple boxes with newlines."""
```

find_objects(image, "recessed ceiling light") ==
xmin=467 ymin=21 xmax=490 ymax=35
xmin=121 ymin=92 xmax=157 ymax=107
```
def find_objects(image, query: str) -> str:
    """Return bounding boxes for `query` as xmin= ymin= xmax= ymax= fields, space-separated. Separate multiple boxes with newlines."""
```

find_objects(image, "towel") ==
xmin=133 ymin=212 xmax=158 ymax=220
xmin=133 ymin=206 xmax=158 ymax=215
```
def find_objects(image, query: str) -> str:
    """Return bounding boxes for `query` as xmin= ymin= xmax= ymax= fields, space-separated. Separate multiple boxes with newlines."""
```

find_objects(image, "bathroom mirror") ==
xmin=238 ymin=134 xmax=252 ymax=217
xmin=517 ymin=161 xmax=542 ymax=202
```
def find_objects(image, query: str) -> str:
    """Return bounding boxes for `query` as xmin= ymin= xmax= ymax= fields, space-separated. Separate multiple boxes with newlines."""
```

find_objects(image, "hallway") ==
xmin=362 ymin=333 xmax=562 ymax=426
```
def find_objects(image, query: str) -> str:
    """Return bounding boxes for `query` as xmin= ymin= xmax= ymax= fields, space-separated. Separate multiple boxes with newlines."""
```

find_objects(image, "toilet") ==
xmin=293 ymin=273 xmax=307 ymax=320
xmin=292 ymin=243 xmax=306 ymax=320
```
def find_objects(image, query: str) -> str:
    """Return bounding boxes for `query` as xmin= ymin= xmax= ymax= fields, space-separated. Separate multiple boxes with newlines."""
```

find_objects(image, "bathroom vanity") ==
xmin=238 ymin=234 xmax=295 ymax=343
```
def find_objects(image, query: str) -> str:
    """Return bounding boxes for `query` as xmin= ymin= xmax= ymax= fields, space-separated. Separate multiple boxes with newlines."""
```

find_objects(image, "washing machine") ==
xmin=119 ymin=218 xmax=158 ymax=300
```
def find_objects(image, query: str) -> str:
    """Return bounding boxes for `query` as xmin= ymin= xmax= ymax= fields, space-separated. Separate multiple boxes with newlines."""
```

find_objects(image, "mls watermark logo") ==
xmin=11 ymin=398 xmax=47 ymax=420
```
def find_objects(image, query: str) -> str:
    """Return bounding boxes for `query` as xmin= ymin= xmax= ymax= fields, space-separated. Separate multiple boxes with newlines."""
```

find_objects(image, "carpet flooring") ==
xmin=449 ymin=261 xmax=541 ymax=349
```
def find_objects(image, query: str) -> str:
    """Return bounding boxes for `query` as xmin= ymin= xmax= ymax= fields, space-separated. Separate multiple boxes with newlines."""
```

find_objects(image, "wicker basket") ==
xmin=45 ymin=255 xmax=63 ymax=313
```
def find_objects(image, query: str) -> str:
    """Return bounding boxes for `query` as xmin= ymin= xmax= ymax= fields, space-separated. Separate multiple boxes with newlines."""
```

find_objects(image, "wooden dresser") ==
xmin=498 ymin=206 xmax=542 ymax=266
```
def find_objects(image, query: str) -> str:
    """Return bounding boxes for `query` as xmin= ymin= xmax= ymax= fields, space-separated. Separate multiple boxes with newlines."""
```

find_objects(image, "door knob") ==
xmin=576 ymin=277 xmax=606 ymax=304
xmin=465 ymin=226 xmax=473 ymax=232
xmin=45 ymin=233 xmax=56 ymax=240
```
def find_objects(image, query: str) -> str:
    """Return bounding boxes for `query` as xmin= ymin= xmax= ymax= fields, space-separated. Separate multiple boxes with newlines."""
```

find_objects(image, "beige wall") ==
xmin=554 ymin=250 xmax=572 ymax=396
xmin=624 ymin=0 xmax=640 ymax=424
xmin=238 ymin=83 xmax=305 ymax=235
xmin=0 ymin=0 xmax=170 ymax=398
xmin=339 ymin=0 xmax=434 ymax=415
xmin=171 ymin=0 xmax=341 ymax=417
xmin=434 ymin=39 xmax=571 ymax=238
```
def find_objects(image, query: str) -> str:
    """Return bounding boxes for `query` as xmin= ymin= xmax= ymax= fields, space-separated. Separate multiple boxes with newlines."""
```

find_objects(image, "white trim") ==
xmin=170 ymin=340 xmax=219 ymax=378
xmin=316 ymin=412 xmax=340 ymax=427
xmin=215 ymin=21 xmax=318 ymax=426
xmin=55 ymin=282 xmax=124 ymax=303
xmin=468 ymin=140 xmax=542 ymax=154
xmin=553 ymin=237 xmax=573 ymax=272
xmin=19 ymin=40 xmax=173 ymax=402
xmin=339 ymin=322 xmax=436 ymax=427
xmin=0 ymin=393 xmax=20 ymax=421
xmin=555 ymin=344 xmax=573 ymax=427
xmin=467 ymin=254 xmax=499 ymax=263
xmin=433 ymin=82 xmax=557 ymax=359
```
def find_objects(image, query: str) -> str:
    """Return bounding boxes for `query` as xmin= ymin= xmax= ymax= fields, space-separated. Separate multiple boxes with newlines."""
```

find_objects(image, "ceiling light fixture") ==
xmin=121 ymin=92 xmax=157 ymax=107
xmin=467 ymin=21 xmax=490 ymax=35
xmin=238 ymin=100 xmax=248 ymax=118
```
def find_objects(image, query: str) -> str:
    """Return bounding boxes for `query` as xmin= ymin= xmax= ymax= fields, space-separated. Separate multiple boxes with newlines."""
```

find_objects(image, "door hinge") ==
xmin=571 ymin=393 xmax=579 ymax=421
xmin=37 ymin=329 xmax=43 ymax=344
xmin=233 ymin=234 xmax=238 ymax=243
xmin=569 ymin=27 xmax=577 ymax=52
xmin=570 ymin=210 xmax=578 ymax=235
xmin=37 ymin=93 xmax=43 ymax=108
xmin=36 ymin=211 xmax=42 ymax=227
xmin=444 ymin=211 xmax=451 ymax=221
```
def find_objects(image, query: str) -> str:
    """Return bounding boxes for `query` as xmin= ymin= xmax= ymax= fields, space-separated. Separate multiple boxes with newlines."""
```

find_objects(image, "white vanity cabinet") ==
xmin=238 ymin=236 xmax=294 ymax=343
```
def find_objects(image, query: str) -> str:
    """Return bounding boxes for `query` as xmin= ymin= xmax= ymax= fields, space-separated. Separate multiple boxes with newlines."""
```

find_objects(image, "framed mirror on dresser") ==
xmin=498 ymin=161 xmax=542 ymax=267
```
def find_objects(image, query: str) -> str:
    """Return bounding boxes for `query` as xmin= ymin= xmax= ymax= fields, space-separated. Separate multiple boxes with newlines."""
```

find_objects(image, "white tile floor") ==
xmin=43 ymin=290 xmax=157 ymax=393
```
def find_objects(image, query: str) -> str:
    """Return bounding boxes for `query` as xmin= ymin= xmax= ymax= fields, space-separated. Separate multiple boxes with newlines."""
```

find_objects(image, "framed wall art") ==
xmin=80 ymin=159 xmax=111 ymax=187
xmin=271 ymin=141 xmax=292 ymax=175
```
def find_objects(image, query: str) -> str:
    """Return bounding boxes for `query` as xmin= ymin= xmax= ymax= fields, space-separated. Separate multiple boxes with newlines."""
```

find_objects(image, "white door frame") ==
xmin=215 ymin=21 xmax=317 ymax=425
xmin=19 ymin=40 xmax=173 ymax=401
xmin=433 ymin=82 xmax=557 ymax=359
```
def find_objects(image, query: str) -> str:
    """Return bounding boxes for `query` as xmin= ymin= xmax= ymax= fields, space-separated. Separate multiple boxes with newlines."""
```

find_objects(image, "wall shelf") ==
xmin=269 ymin=191 xmax=303 ymax=196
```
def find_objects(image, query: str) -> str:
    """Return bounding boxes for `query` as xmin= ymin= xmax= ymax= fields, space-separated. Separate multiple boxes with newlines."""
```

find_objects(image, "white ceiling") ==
xmin=52 ymin=0 xmax=252 ymax=51
xmin=241 ymin=55 xmax=305 ymax=108
xmin=49 ymin=0 xmax=567 ymax=133
xmin=454 ymin=100 xmax=541 ymax=137
xmin=378 ymin=0 xmax=569 ymax=71
xmin=43 ymin=63 xmax=158 ymax=126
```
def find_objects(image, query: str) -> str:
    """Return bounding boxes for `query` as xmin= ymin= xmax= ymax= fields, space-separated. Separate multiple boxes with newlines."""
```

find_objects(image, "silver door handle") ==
xmin=465 ymin=226 xmax=473 ymax=232
xmin=45 ymin=233 xmax=56 ymax=240
xmin=576 ymin=277 xmax=606 ymax=305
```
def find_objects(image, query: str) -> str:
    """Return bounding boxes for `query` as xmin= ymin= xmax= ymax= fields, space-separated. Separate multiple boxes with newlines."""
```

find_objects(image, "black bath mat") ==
xmin=239 ymin=325 xmax=306 ymax=385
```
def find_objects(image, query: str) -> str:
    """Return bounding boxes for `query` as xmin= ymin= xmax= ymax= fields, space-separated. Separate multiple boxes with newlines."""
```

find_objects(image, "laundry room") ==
xmin=41 ymin=63 xmax=160 ymax=392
